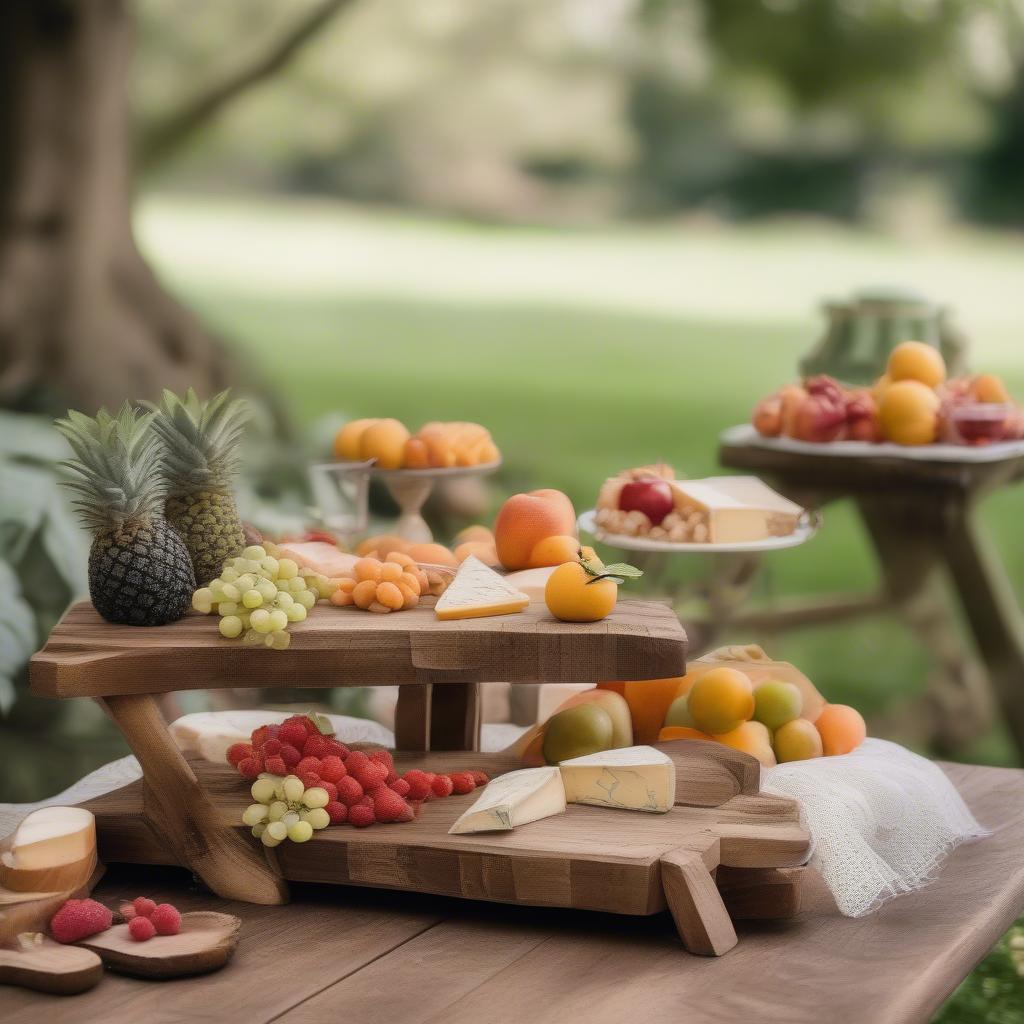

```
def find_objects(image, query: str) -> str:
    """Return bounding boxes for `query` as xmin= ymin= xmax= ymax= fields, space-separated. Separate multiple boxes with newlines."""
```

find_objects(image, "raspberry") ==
xmin=283 ymin=714 xmax=316 ymax=737
xmin=319 ymin=756 xmax=347 ymax=784
xmin=471 ymin=770 xmax=489 ymax=787
xmin=119 ymin=902 xmax=137 ymax=921
xmin=390 ymin=778 xmax=411 ymax=797
xmin=264 ymin=755 xmax=287 ymax=776
xmin=336 ymin=776 xmax=364 ymax=806
xmin=128 ymin=916 xmax=156 ymax=942
xmin=326 ymin=800 xmax=348 ymax=825
xmin=321 ymin=781 xmax=338 ymax=801
xmin=351 ymin=760 xmax=388 ymax=792
xmin=369 ymin=749 xmax=394 ymax=771
xmin=250 ymin=725 xmax=269 ymax=749
xmin=226 ymin=742 xmax=252 ymax=767
xmin=296 ymin=756 xmax=323 ymax=777
xmin=370 ymin=786 xmax=413 ymax=823
xmin=402 ymin=770 xmax=434 ymax=802
xmin=448 ymin=771 xmax=476 ymax=795
xmin=279 ymin=743 xmax=302 ymax=768
xmin=348 ymin=803 xmax=375 ymax=827
xmin=299 ymin=772 xmax=321 ymax=789
xmin=324 ymin=740 xmax=350 ymax=759
xmin=50 ymin=899 xmax=112 ymax=944
xmin=262 ymin=738 xmax=283 ymax=757
xmin=303 ymin=734 xmax=329 ymax=759
xmin=238 ymin=757 xmax=261 ymax=780
xmin=279 ymin=722 xmax=308 ymax=748
xmin=133 ymin=897 xmax=156 ymax=918
xmin=150 ymin=903 xmax=181 ymax=936
xmin=266 ymin=724 xmax=281 ymax=740
xmin=431 ymin=775 xmax=454 ymax=799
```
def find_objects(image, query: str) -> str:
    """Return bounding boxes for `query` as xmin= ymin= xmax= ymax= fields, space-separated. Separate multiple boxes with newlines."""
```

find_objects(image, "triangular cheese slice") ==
xmin=434 ymin=555 xmax=529 ymax=620
xmin=448 ymin=767 xmax=566 ymax=834
xmin=558 ymin=745 xmax=675 ymax=813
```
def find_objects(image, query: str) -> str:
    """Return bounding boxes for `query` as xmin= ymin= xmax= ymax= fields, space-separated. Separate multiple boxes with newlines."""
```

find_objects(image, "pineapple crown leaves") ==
xmin=54 ymin=403 xmax=167 ymax=531
xmin=579 ymin=548 xmax=643 ymax=586
xmin=147 ymin=387 xmax=249 ymax=494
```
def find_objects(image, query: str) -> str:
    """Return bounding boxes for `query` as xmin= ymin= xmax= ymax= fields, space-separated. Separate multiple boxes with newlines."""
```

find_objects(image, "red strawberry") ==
xmin=343 ymin=751 xmax=369 ymax=772
xmin=369 ymin=749 xmax=394 ymax=771
xmin=319 ymin=756 xmax=348 ymax=784
xmin=348 ymin=803 xmax=375 ymax=827
xmin=250 ymin=725 xmax=269 ymax=749
xmin=370 ymin=786 xmax=413 ymax=823
xmin=402 ymin=770 xmax=434 ymax=802
xmin=470 ymin=770 xmax=489 ymax=787
xmin=264 ymin=755 xmax=287 ymax=776
xmin=238 ymin=757 xmax=261 ymax=780
xmin=390 ymin=778 xmax=411 ymax=798
xmin=448 ymin=771 xmax=476 ymax=795
xmin=326 ymin=800 xmax=348 ymax=825
xmin=280 ymin=743 xmax=302 ymax=768
xmin=336 ymin=776 xmax=364 ymax=807
xmin=324 ymin=740 xmax=350 ymax=759
xmin=296 ymin=756 xmax=323 ymax=777
xmin=49 ymin=899 xmax=112 ymax=944
xmin=262 ymin=738 xmax=282 ymax=757
xmin=321 ymin=781 xmax=338 ymax=801
xmin=279 ymin=722 xmax=308 ymax=748
xmin=351 ymin=760 xmax=388 ymax=792
xmin=303 ymin=734 xmax=329 ymax=759
xmin=299 ymin=772 xmax=321 ymax=789
xmin=431 ymin=775 xmax=454 ymax=799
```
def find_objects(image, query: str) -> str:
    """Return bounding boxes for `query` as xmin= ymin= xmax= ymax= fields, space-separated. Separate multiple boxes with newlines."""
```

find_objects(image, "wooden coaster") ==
xmin=77 ymin=911 xmax=241 ymax=978
xmin=0 ymin=938 xmax=103 ymax=995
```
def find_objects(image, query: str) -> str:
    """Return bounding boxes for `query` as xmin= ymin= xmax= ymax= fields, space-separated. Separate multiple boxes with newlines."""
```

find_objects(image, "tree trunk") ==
xmin=0 ymin=0 xmax=237 ymax=415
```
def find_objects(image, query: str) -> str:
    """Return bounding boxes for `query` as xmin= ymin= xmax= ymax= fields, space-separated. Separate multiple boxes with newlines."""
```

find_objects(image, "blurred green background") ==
xmin=3 ymin=2 xmax=1024 ymax=1016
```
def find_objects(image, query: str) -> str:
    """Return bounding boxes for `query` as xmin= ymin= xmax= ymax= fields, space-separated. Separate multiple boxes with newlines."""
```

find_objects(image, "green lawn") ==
xmin=132 ymin=194 xmax=1024 ymax=1022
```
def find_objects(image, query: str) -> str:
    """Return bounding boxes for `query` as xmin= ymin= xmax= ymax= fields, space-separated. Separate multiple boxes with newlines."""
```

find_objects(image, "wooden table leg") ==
xmin=395 ymin=684 xmax=432 ymax=751
xmin=430 ymin=683 xmax=481 ymax=751
xmin=940 ymin=506 xmax=1024 ymax=757
xmin=660 ymin=842 xmax=737 ymax=956
xmin=99 ymin=694 xmax=288 ymax=905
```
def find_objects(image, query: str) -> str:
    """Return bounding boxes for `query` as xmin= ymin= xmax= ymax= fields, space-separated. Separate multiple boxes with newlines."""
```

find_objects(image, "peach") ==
xmin=814 ymin=703 xmax=867 ymax=756
xmin=714 ymin=720 xmax=776 ymax=767
xmin=970 ymin=373 xmax=1011 ymax=404
xmin=879 ymin=380 xmax=940 ymax=445
xmin=687 ymin=667 xmax=754 ymax=735
xmin=887 ymin=341 xmax=946 ymax=389
xmin=779 ymin=385 xmax=809 ymax=438
xmin=545 ymin=561 xmax=616 ymax=622
xmin=333 ymin=418 xmax=379 ymax=461
xmin=494 ymin=489 xmax=576 ymax=570
xmin=453 ymin=541 xmax=499 ymax=565
xmin=752 ymin=395 xmax=783 ymax=437
xmin=359 ymin=418 xmax=410 ymax=469
xmin=405 ymin=542 xmax=458 ymax=567
xmin=773 ymin=718 xmax=824 ymax=762
xmin=528 ymin=534 xmax=581 ymax=569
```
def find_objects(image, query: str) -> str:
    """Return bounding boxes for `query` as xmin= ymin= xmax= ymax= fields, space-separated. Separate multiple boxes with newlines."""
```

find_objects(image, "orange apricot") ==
xmin=385 ymin=551 xmax=417 ymax=569
xmin=397 ymin=583 xmax=419 ymax=608
xmin=658 ymin=726 xmax=713 ymax=742
xmin=623 ymin=677 xmax=687 ymax=745
xmin=357 ymin=534 xmax=408 ymax=558
xmin=879 ymin=380 xmax=940 ymax=446
xmin=887 ymin=340 xmax=946 ymax=389
xmin=398 ymin=571 xmax=421 ymax=595
xmin=329 ymin=588 xmax=354 ymax=606
xmin=403 ymin=437 xmax=431 ymax=469
xmin=970 ymin=373 xmax=1011 ymax=404
xmin=454 ymin=540 xmax=499 ymax=565
xmin=527 ymin=534 xmax=581 ymax=569
xmin=687 ymin=667 xmax=755 ymax=735
xmin=333 ymin=418 xmax=379 ymax=461
xmin=714 ymin=721 xmax=776 ymax=767
xmin=455 ymin=524 xmax=494 ymax=546
xmin=405 ymin=542 xmax=458 ymax=567
xmin=354 ymin=557 xmax=382 ymax=583
xmin=814 ymin=703 xmax=867 ymax=756
xmin=774 ymin=718 xmax=824 ymax=762
xmin=379 ymin=561 xmax=403 ymax=583
xmin=376 ymin=582 xmax=404 ymax=610
xmin=352 ymin=579 xmax=379 ymax=609
xmin=359 ymin=418 xmax=410 ymax=470
xmin=544 ymin=561 xmax=616 ymax=622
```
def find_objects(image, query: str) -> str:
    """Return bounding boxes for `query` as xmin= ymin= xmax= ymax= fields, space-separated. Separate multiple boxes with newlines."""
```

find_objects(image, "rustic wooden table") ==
xmin=719 ymin=437 xmax=1024 ymax=757
xmin=1 ymin=761 xmax=1019 ymax=1024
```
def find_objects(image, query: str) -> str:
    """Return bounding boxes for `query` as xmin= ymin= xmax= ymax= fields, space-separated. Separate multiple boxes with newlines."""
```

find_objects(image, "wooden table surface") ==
xmin=3 ymin=761 xmax=1020 ymax=1024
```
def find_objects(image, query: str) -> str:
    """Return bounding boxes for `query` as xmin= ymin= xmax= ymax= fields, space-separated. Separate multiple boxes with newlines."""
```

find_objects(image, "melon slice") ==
xmin=0 ymin=808 xmax=96 ymax=893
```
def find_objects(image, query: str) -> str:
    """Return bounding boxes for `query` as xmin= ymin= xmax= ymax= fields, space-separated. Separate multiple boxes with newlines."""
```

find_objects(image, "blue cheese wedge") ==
xmin=434 ymin=555 xmax=530 ymax=620
xmin=558 ymin=745 xmax=675 ymax=814
xmin=448 ymin=767 xmax=566 ymax=834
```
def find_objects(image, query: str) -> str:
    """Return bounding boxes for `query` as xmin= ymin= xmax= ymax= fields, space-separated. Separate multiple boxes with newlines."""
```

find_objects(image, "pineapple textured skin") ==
xmin=166 ymin=490 xmax=245 ymax=587
xmin=89 ymin=520 xmax=196 ymax=626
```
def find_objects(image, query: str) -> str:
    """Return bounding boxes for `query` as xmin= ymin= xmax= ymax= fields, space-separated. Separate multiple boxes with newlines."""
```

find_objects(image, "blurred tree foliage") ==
xmin=133 ymin=0 xmax=1024 ymax=224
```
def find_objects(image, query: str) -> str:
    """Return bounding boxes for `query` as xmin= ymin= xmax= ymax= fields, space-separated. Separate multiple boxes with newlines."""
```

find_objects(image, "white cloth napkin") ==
xmin=763 ymin=737 xmax=989 ymax=917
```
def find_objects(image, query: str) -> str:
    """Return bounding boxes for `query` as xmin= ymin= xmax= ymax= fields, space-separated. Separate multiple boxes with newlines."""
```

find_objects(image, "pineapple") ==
xmin=56 ymin=405 xmax=196 ymax=626
xmin=149 ymin=388 xmax=249 ymax=586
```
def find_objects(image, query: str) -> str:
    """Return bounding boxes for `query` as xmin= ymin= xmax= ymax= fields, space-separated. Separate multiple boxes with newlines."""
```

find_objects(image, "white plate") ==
xmin=721 ymin=423 xmax=1024 ymax=464
xmin=577 ymin=510 xmax=817 ymax=554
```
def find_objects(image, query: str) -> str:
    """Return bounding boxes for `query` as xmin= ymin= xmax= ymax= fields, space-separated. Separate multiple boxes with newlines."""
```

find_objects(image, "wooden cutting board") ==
xmin=0 ymin=939 xmax=103 ymax=995
xmin=81 ymin=741 xmax=809 ymax=955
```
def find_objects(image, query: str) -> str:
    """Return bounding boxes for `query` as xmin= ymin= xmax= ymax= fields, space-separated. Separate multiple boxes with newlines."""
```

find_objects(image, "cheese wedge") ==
xmin=0 ymin=807 xmax=96 ymax=892
xmin=670 ymin=479 xmax=797 ymax=543
xmin=448 ymin=767 xmax=566 ymax=834
xmin=558 ymin=745 xmax=675 ymax=814
xmin=434 ymin=555 xmax=529 ymax=620
xmin=702 ymin=476 xmax=802 ymax=535
xmin=502 ymin=566 xmax=556 ymax=602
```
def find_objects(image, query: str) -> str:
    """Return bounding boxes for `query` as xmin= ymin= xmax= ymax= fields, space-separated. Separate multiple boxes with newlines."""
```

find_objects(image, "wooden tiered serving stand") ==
xmin=29 ymin=598 xmax=811 ymax=956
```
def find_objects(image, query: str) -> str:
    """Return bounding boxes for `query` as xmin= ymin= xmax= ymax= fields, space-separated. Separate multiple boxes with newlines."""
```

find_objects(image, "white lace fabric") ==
xmin=763 ymin=737 xmax=989 ymax=917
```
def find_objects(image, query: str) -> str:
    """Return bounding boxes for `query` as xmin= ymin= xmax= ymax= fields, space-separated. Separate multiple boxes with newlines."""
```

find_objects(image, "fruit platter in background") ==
xmin=751 ymin=340 xmax=1024 ymax=448
xmin=513 ymin=645 xmax=866 ymax=769
xmin=587 ymin=463 xmax=811 ymax=548
xmin=332 ymin=418 xmax=500 ymax=470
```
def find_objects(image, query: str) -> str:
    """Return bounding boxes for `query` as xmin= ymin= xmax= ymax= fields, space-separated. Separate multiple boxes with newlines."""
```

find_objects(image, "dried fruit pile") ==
xmin=227 ymin=714 xmax=488 ymax=837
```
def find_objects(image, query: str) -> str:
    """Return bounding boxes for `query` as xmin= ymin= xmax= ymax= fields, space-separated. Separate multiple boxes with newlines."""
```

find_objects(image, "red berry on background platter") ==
xmin=618 ymin=478 xmax=674 ymax=526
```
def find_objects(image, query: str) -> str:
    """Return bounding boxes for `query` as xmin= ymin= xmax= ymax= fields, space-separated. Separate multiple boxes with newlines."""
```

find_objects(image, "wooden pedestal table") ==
xmin=74 ymin=741 xmax=810 ymax=957
xmin=29 ymin=597 xmax=687 ymax=906
xmin=719 ymin=426 xmax=1024 ymax=757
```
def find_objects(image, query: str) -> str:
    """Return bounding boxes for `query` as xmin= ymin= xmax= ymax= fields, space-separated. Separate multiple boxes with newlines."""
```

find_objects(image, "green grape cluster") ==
xmin=243 ymin=774 xmax=332 ymax=846
xmin=191 ymin=543 xmax=335 ymax=651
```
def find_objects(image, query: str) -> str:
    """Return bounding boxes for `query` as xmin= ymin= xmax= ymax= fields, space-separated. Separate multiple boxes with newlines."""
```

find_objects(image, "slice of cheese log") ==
xmin=434 ymin=555 xmax=529 ymax=620
xmin=0 ymin=808 xmax=96 ymax=892
xmin=558 ymin=745 xmax=675 ymax=814
xmin=448 ymin=767 xmax=566 ymax=834
xmin=275 ymin=541 xmax=358 ymax=579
